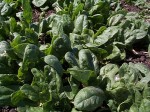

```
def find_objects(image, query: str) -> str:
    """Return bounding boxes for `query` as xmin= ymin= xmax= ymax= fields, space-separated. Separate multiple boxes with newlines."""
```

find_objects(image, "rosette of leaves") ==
xmin=46 ymin=34 xmax=71 ymax=60
xmin=65 ymin=49 xmax=99 ymax=86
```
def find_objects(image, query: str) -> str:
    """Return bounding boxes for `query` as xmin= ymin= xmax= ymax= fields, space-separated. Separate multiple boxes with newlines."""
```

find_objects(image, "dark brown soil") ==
xmin=32 ymin=8 xmax=55 ymax=22
xmin=120 ymin=0 xmax=140 ymax=12
xmin=0 ymin=106 xmax=17 ymax=112
xmin=126 ymin=49 xmax=150 ymax=68
xmin=32 ymin=8 xmax=41 ymax=22
xmin=121 ymin=0 xmax=150 ymax=21
xmin=45 ymin=10 xmax=55 ymax=18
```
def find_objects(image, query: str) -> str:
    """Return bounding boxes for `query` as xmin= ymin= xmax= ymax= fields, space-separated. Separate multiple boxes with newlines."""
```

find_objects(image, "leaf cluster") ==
xmin=0 ymin=0 xmax=150 ymax=112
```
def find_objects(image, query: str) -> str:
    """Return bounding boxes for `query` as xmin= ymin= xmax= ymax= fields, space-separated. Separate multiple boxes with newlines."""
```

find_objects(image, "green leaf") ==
xmin=0 ymin=95 xmax=12 ymax=106
xmin=65 ymin=52 xmax=79 ymax=67
xmin=139 ymin=99 xmax=150 ymax=112
xmin=134 ymin=89 xmax=143 ymax=105
xmin=105 ymin=45 xmax=120 ymax=60
xmin=31 ymin=68 xmax=51 ymax=102
xmin=48 ymin=34 xmax=71 ymax=60
xmin=44 ymin=55 xmax=63 ymax=76
xmin=17 ymin=106 xmax=43 ymax=112
xmin=65 ymin=77 xmax=79 ymax=100
xmin=69 ymin=33 xmax=90 ymax=47
xmin=27 ymin=107 xmax=44 ymax=112
xmin=68 ymin=67 xmax=96 ymax=86
xmin=4 ymin=0 xmax=13 ymax=3
xmin=31 ymin=64 xmax=62 ymax=99
xmin=31 ymin=68 xmax=45 ymax=83
xmin=86 ymin=44 xmax=108 ymax=60
xmin=1 ymin=3 xmax=12 ymax=16
xmin=89 ymin=14 xmax=104 ymax=27
xmin=71 ymin=108 xmax=82 ymax=112
xmin=11 ymin=90 xmax=26 ymax=105
xmin=108 ymin=14 xmax=125 ymax=26
xmin=32 ymin=0 xmax=47 ymax=7
xmin=94 ymin=26 xmax=119 ymax=46
xmin=0 ymin=86 xmax=14 ymax=95
xmin=0 ymin=20 xmax=10 ymax=39
xmin=78 ymin=49 xmax=100 ymax=74
xmin=131 ymin=29 xmax=148 ymax=40
xmin=143 ymin=86 xmax=150 ymax=100
xmin=72 ymin=3 xmax=84 ymax=20
xmin=10 ymin=17 xmax=18 ymax=33
xmin=13 ymin=43 xmax=28 ymax=59
xmin=22 ymin=44 xmax=40 ymax=66
xmin=22 ymin=0 xmax=32 ymax=24
xmin=138 ymin=75 xmax=150 ymax=86
xmin=48 ymin=68 xmax=63 ymax=97
xmin=74 ymin=86 xmax=105 ymax=111
xmin=49 ymin=14 xmax=73 ymax=36
xmin=11 ymin=35 xmax=25 ymax=47
xmin=25 ymin=28 xmax=39 ymax=45
xmin=119 ymin=63 xmax=139 ymax=83
xmin=78 ymin=49 xmax=95 ymax=70
xmin=105 ymin=45 xmax=125 ymax=61
xmin=20 ymin=84 xmax=39 ymax=102
xmin=17 ymin=44 xmax=40 ymax=81
xmin=0 ymin=41 xmax=15 ymax=72
xmin=0 ymin=74 xmax=18 ymax=85
xmin=84 ymin=0 xmax=94 ymax=10
xmin=129 ymin=104 xmax=139 ymax=112
xmin=100 ymin=64 xmax=119 ymax=86
xmin=107 ymin=81 xmax=130 ymax=104
xmin=66 ymin=49 xmax=99 ymax=76
xmin=135 ymin=63 xmax=150 ymax=77
xmin=148 ymin=44 xmax=150 ymax=57
xmin=117 ymin=96 xmax=132 ymax=112
xmin=124 ymin=29 xmax=136 ymax=46
xmin=73 ymin=14 xmax=88 ymax=34
xmin=39 ymin=19 xmax=48 ymax=33
xmin=94 ymin=26 xmax=107 ymax=38
xmin=0 ymin=41 xmax=11 ymax=54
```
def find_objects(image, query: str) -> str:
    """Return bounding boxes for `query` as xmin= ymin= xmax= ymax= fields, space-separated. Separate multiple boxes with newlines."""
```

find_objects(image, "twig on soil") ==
xmin=132 ymin=49 xmax=139 ymax=55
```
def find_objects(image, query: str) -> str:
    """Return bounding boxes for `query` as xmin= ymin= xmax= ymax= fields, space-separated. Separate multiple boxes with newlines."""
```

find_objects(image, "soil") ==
xmin=32 ymin=8 xmax=41 ymax=22
xmin=120 ymin=0 xmax=140 ymax=12
xmin=32 ymin=8 xmax=55 ymax=22
xmin=0 ymin=106 xmax=17 ymax=112
xmin=126 ymin=49 xmax=150 ymax=68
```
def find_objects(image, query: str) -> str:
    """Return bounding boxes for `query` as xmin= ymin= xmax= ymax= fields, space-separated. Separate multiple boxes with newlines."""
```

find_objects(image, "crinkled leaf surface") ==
xmin=74 ymin=86 xmax=105 ymax=111
xmin=67 ymin=67 xmax=96 ymax=86
xmin=44 ymin=55 xmax=63 ymax=76
xmin=32 ymin=0 xmax=47 ymax=7
xmin=0 ymin=0 xmax=150 ymax=112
